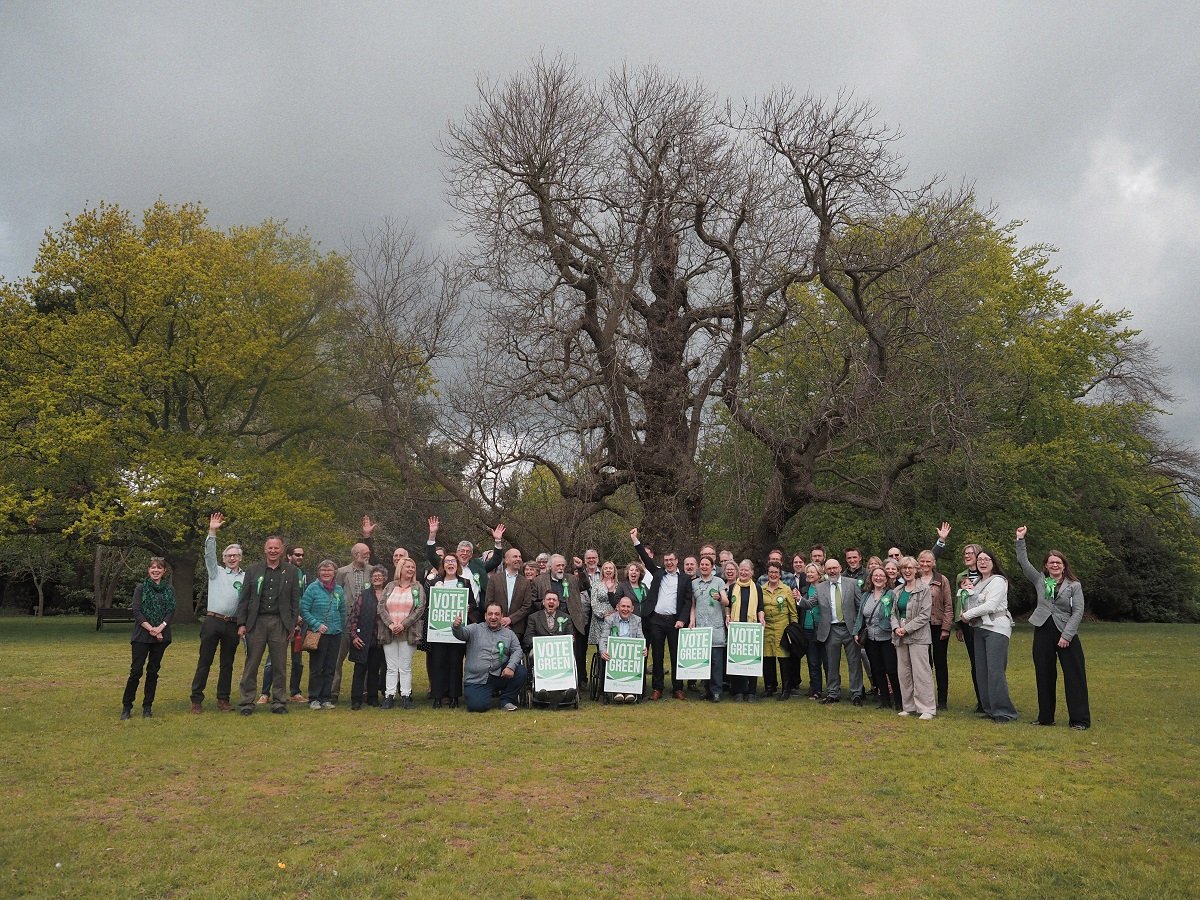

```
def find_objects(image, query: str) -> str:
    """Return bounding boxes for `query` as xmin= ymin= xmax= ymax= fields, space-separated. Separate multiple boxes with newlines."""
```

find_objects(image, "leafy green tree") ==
xmin=0 ymin=202 xmax=359 ymax=609
xmin=700 ymin=220 xmax=1200 ymax=619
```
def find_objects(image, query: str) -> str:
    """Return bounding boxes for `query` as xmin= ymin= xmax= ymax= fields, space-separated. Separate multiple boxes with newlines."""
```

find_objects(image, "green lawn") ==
xmin=0 ymin=619 xmax=1196 ymax=898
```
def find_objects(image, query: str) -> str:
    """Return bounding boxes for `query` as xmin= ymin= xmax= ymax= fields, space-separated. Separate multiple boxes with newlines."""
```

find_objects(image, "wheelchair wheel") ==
xmin=588 ymin=652 xmax=604 ymax=702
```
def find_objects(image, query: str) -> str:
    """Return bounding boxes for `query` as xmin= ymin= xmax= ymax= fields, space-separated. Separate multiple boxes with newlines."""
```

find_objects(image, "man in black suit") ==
xmin=236 ymin=534 xmax=303 ymax=715
xmin=631 ymin=527 xmax=694 ymax=701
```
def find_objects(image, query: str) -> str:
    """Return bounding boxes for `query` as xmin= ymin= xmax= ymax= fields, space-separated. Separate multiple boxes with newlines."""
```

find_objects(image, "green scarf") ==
xmin=896 ymin=589 xmax=911 ymax=618
xmin=140 ymin=578 xmax=176 ymax=627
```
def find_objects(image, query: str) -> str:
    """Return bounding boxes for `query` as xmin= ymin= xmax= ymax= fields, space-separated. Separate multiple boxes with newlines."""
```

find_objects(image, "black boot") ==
xmin=120 ymin=706 xmax=133 ymax=720
xmin=142 ymin=706 xmax=153 ymax=718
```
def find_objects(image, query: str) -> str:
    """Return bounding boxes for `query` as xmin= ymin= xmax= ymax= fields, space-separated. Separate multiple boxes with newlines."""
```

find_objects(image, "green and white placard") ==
xmin=726 ymin=622 xmax=764 ymax=676
xmin=532 ymin=635 xmax=577 ymax=691
xmin=427 ymin=586 xmax=469 ymax=644
xmin=603 ymin=636 xmax=646 ymax=693
xmin=675 ymin=627 xmax=712 ymax=679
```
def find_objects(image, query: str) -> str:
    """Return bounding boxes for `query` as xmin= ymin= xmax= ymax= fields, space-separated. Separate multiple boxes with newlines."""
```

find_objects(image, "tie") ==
xmin=833 ymin=581 xmax=842 ymax=621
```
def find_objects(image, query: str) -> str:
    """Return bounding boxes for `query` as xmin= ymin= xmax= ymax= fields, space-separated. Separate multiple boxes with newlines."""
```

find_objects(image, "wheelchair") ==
xmin=589 ymin=650 xmax=647 ymax=704
xmin=520 ymin=650 xmax=582 ymax=710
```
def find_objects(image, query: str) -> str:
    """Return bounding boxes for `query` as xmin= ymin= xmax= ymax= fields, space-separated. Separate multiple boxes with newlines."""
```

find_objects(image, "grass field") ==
xmin=0 ymin=618 xmax=1196 ymax=898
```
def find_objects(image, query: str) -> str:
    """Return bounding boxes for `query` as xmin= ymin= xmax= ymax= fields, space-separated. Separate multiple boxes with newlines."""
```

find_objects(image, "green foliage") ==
xmin=0 ymin=202 xmax=360 ymax=599
xmin=701 ymin=219 xmax=1200 ymax=619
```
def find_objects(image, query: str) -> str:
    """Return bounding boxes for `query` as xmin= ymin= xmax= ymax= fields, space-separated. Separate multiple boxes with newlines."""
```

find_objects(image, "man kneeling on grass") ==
xmin=452 ymin=603 xmax=526 ymax=712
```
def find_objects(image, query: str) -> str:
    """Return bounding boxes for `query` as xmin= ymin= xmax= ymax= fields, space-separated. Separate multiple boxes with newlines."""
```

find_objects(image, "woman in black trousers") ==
xmin=121 ymin=557 xmax=176 ymax=719
xmin=425 ymin=554 xmax=476 ymax=708
xmin=1015 ymin=526 xmax=1091 ymax=729
xmin=954 ymin=542 xmax=985 ymax=713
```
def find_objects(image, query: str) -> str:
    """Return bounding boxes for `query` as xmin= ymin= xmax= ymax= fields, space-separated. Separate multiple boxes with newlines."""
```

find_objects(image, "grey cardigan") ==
xmin=1016 ymin=538 xmax=1085 ymax=641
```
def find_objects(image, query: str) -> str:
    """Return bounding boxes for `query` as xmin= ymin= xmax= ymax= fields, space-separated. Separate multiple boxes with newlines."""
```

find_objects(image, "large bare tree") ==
xmin=441 ymin=59 xmax=823 ymax=550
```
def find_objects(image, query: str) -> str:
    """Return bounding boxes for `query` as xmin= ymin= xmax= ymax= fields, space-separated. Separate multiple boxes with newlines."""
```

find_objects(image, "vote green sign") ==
xmin=726 ymin=622 xmax=764 ymax=676
xmin=427 ymin=586 xmax=469 ymax=644
xmin=603 ymin=636 xmax=646 ymax=693
xmin=675 ymin=627 xmax=712 ymax=680
xmin=532 ymin=635 xmax=577 ymax=691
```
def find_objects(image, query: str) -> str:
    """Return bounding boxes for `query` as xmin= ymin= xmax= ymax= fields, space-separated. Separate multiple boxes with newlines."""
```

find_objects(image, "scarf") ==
xmin=140 ymin=578 xmax=176 ymax=627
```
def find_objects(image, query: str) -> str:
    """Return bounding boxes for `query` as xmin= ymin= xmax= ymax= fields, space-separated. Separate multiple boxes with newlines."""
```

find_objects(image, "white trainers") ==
xmin=919 ymin=712 xmax=935 ymax=720
xmin=309 ymin=700 xmax=322 ymax=710
xmin=502 ymin=702 xmax=518 ymax=712
xmin=897 ymin=710 xmax=910 ymax=716
xmin=321 ymin=701 xmax=336 ymax=710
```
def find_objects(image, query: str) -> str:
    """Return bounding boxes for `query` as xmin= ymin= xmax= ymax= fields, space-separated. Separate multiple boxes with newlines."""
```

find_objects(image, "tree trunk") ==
xmin=166 ymin=549 xmax=198 ymax=622
xmin=34 ymin=580 xmax=45 ymax=617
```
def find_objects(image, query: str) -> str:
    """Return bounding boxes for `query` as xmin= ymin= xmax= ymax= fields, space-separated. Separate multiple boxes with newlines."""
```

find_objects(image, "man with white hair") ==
xmin=190 ymin=512 xmax=244 ymax=713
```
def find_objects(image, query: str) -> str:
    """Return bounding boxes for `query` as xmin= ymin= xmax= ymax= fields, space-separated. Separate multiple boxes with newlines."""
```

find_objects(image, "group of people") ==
xmin=119 ymin=516 xmax=1091 ymax=730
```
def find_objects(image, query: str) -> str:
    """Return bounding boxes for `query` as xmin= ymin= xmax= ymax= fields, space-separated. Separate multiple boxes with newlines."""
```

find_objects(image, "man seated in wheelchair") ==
xmin=523 ymin=589 xmax=578 ymax=709
xmin=599 ymin=595 xmax=647 ymax=704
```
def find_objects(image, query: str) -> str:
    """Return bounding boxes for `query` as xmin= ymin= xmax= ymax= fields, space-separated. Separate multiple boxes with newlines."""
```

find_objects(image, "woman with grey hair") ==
xmin=301 ymin=559 xmax=346 ymax=709
xmin=348 ymin=564 xmax=389 ymax=709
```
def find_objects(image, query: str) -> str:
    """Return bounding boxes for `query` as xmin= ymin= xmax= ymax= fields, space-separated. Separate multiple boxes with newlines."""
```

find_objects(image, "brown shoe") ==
xmin=190 ymin=703 xmax=202 ymax=714
xmin=216 ymin=700 xmax=233 ymax=712
xmin=650 ymin=689 xmax=663 ymax=701
xmin=673 ymin=690 xmax=687 ymax=701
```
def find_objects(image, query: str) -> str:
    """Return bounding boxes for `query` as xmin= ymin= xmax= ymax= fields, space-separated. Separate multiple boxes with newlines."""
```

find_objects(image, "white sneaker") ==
xmin=321 ymin=701 xmax=336 ymax=710
xmin=502 ymin=702 xmax=518 ymax=712
xmin=919 ymin=712 xmax=935 ymax=720
xmin=309 ymin=700 xmax=322 ymax=710
xmin=897 ymin=710 xmax=910 ymax=716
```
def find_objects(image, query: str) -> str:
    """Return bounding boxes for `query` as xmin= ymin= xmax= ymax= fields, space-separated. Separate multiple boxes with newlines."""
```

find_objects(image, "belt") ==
xmin=206 ymin=612 xmax=237 ymax=623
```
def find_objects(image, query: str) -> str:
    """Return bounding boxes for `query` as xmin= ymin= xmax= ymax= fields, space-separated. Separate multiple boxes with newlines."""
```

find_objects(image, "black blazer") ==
xmin=237 ymin=561 xmax=301 ymax=632
xmin=634 ymin=543 xmax=693 ymax=626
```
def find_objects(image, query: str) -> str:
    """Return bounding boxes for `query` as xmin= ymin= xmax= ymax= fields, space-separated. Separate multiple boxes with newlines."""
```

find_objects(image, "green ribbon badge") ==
xmin=496 ymin=640 xmax=505 ymax=657
xmin=1043 ymin=577 xmax=1057 ymax=599
xmin=557 ymin=616 xmax=569 ymax=629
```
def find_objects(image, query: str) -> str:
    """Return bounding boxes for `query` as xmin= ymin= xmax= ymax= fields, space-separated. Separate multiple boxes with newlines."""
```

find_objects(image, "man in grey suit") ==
xmin=798 ymin=557 xmax=865 ymax=706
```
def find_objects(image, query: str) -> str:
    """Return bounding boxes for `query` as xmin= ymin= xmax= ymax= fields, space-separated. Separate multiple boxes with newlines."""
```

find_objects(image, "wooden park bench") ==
xmin=95 ymin=607 xmax=135 ymax=631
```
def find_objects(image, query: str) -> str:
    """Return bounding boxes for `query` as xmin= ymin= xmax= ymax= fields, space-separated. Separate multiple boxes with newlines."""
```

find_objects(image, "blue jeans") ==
xmin=463 ymin=665 xmax=527 ymax=712
xmin=706 ymin=646 xmax=727 ymax=698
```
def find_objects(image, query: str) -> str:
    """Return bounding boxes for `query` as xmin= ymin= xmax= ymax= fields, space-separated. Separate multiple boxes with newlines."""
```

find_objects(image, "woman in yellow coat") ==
xmin=761 ymin=561 xmax=799 ymax=699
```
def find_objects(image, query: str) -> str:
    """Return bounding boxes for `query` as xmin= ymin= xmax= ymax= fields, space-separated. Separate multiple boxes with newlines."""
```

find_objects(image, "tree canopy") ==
xmin=0 ymin=201 xmax=360 ymax=606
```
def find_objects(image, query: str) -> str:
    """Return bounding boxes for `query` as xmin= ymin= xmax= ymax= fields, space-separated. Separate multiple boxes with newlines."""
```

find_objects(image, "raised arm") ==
xmin=1014 ymin=527 xmax=1041 ymax=585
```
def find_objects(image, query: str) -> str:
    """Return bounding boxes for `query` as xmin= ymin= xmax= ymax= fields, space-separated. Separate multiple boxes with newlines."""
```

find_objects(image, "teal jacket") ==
xmin=300 ymin=581 xmax=347 ymax=636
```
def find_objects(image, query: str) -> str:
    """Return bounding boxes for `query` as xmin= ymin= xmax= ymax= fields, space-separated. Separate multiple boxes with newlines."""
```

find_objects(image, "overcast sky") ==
xmin=3 ymin=2 xmax=1198 ymax=445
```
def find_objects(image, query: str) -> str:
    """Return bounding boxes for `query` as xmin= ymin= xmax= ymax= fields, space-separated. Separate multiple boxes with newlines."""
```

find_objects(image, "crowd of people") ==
xmin=119 ymin=515 xmax=1092 ymax=730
